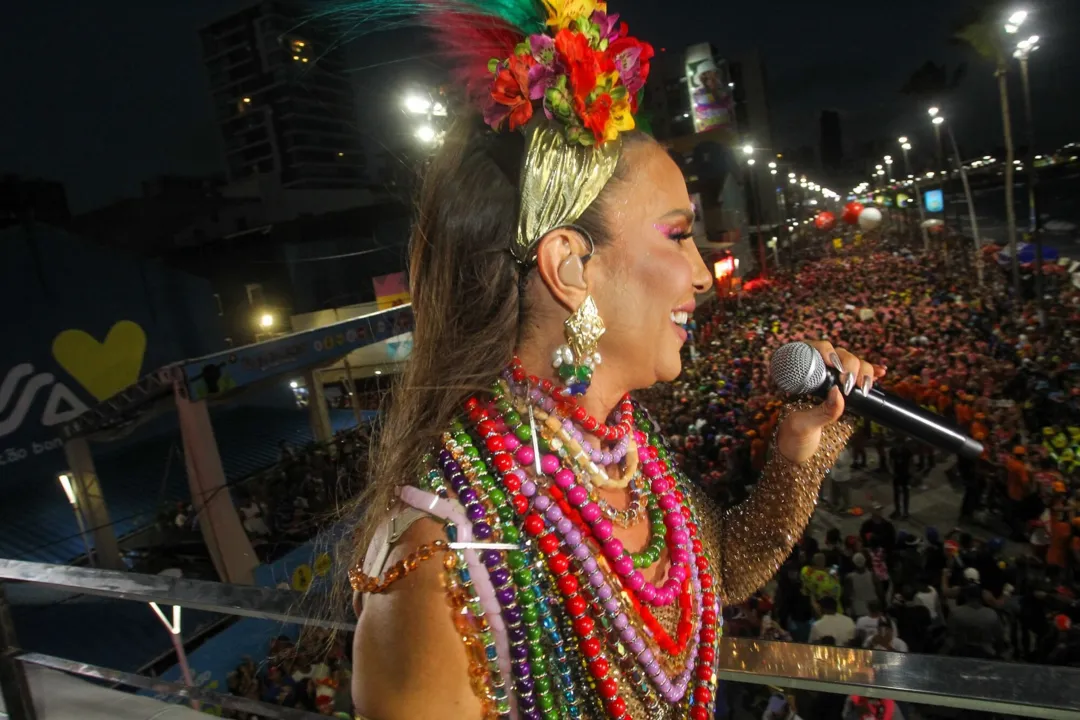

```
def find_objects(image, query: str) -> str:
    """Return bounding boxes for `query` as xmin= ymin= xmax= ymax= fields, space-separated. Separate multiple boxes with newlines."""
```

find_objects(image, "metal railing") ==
xmin=3 ymin=558 xmax=1080 ymax=719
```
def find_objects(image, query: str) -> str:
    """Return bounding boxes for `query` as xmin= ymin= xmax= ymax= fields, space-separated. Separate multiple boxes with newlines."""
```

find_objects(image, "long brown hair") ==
xmin=326 ymin=116 xmax=649 ymax=624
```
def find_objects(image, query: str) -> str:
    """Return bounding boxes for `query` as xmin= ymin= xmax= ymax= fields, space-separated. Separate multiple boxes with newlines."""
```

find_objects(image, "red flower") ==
xmin=574 ymin=92 xmax=613 ymax=145
xmin=489 ymin=52 xmax=535 ymax=130
xmin=555 ymin=28 xmax=615 ymax=109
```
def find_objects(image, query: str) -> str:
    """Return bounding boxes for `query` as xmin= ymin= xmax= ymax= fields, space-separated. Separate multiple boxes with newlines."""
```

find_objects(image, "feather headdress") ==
xmin=312 ymin=0 xmax=652 ymax=146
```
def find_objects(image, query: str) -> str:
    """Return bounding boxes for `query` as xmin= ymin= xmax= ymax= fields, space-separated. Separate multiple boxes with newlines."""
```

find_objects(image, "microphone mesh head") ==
xmin=770 ymin=342 xmax=827 ymax=395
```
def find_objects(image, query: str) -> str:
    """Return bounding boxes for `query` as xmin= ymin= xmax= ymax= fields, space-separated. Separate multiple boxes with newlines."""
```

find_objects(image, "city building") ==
xmin=200 ymin=1 xmax=365 ymax=190
xmin=643 ymin=43 xmax=777 ymax=276
xmin=820 ymin=110 xmax=843 ymax=172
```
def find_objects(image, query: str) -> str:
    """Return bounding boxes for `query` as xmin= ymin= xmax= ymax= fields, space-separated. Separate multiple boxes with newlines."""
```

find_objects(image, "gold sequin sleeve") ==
xmin=715 ymin=401 xmax=855 ymax=605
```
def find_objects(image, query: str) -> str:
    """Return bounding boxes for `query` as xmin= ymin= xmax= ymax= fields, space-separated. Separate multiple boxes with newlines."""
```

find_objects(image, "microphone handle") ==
xmin=813 ymin=369 xmax=984 ymax=460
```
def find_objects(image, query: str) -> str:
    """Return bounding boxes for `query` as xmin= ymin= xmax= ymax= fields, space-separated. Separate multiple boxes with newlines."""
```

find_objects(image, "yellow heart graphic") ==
xmin=52 ymin=321 xmax=148 ymax=401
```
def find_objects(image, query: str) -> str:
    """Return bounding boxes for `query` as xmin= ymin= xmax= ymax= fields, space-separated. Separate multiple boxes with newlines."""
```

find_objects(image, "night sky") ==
xmin=4 ymin=0 xmax=1079 ymax=213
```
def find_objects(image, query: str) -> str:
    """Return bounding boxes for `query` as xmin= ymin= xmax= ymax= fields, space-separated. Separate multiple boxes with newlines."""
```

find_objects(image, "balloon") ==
xmin=842 ymin=201 xmax=864 ymax=226
xmin=814 ymin=211 xmax=836 ymax=231
xmin=858 ymin=206 xmax=883 ymax=231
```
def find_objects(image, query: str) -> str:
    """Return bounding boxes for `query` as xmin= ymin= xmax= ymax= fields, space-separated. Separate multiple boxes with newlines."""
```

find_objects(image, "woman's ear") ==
xmin=534 ymin=228 xmax=591 ymax=312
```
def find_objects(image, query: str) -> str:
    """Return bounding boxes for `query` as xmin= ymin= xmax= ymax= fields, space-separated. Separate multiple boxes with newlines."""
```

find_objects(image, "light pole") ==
xmin=743 ymin=145 xmax=768 ymax=278
xmin=928 ymin=107 xmax=945 ymax=173
xmin=939 ymin=115 xmax=984 ymax=286
xmin=900 ymin=137 xmax=931 ymax=253
xmin=1015 ymin=31 xmax=1044 ymax=321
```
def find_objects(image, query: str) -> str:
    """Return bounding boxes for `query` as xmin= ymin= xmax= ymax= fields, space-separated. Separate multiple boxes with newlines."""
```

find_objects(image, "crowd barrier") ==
xmin=2 ymin=558 xmax=1079 ymax=719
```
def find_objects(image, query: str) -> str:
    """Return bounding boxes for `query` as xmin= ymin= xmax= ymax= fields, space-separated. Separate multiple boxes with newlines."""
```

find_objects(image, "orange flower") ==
xmin=489 ymin=53 xmax=534 ymax=130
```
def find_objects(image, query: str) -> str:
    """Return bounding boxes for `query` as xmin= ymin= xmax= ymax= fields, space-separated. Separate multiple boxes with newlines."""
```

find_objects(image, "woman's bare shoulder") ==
xmin=351 ymin=517 xmax=482 ymax=720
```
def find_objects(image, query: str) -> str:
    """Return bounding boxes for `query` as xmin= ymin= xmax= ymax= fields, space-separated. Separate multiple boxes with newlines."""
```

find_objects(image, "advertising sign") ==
xmin=684 ymin=44 xmax=735 ymax=134
xmin=0 ymin=225 xmax=224 ymax=491
xmin=924 ymin=188 xmax=944 ymax=213
xmin=373 ymin=271 xmax=410 ymax=310
xmin=181 ymin=305 xmax=414 ymax=402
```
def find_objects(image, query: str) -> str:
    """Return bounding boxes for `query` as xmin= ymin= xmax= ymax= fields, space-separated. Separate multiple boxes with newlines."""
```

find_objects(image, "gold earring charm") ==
xmin=552 ymin=295 xmax=605 ymax=396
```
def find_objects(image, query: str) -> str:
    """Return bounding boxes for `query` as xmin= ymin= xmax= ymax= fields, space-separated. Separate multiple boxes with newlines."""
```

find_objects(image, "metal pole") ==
xmin=149 ymin=603 xmax=200 ymax=712
xmin=1020 ymin=56 xmax=1045 ymax=325
xmin=341 ymin=356 xmax=364 ymax=427
xmin=71 ymin=506 xmax=96 ymax=568
xmin=749 ymin=170 xmax=767 ymax=278
xmin=0 ymin=583 xmax=37 ymax=720
xmin=947 ymin=125 xmax=984 ymax=287
xmin=911 ymin=176 xmax=931 ymax=254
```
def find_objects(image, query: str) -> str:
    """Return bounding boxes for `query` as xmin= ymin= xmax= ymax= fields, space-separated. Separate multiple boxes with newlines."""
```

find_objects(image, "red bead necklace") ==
xmin=509 ymin=356 xmax=635 ymax=442
xmin=550 ymin=483 xmax=698 ymax=657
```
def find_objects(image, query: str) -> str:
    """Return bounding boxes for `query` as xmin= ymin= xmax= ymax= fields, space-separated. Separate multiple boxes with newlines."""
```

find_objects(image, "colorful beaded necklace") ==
xmin=427 ymin=371 xmax=722 ymax=720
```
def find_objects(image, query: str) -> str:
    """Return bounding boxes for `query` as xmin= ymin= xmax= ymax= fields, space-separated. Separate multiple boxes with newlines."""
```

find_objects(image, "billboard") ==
xmin=924 ymin=188 xmax=944 ymax=213
xmin=373 ymin=271 xmax=410 ymax=310
xmin=684 ymin=44 xmax=735 ymax=134
xmin=0 ymin=225 xmax=225 ymax=492
xmin=181 ymin=305 xmax=413 ymax=402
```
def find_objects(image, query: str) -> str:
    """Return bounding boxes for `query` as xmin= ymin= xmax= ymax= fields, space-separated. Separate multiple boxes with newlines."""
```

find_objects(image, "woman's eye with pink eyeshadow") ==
xmin=655 ymin=224 xmax=693 ymax=242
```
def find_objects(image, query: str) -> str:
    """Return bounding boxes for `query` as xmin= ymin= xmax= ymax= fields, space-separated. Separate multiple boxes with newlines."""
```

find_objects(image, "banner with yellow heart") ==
xmin=52 ymin=320 xmax=147 ymax=401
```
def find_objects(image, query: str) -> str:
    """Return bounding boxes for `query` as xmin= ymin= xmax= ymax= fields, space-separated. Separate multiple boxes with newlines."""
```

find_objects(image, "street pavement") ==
xmin=807 ymin=448 xmax=1017 ymax=549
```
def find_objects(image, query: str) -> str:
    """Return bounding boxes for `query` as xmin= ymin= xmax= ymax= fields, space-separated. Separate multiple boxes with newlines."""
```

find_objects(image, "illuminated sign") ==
xmin=924 ymin=188 xmax=944 ymax=213
xmin=684 ymin=44 xmax=734 ymax=134
xmin=713 ymin=256 xmax=737 ymax=280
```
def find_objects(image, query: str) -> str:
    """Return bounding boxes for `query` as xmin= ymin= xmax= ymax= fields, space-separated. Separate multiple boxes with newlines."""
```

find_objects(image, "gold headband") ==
xmin=512 ymin=122 xmax=622 ymax=265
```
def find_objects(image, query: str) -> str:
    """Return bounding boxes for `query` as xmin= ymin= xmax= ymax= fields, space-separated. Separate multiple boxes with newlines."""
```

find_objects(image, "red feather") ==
xmin=426 ymin=11 xmax=523 ymax=103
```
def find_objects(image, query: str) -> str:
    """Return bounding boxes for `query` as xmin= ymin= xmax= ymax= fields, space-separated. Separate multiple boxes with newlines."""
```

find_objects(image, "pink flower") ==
xmin=590 ymin=10 xmax=620 ymax=43
xmin=527 ymin=34 xmax=559 ymax=101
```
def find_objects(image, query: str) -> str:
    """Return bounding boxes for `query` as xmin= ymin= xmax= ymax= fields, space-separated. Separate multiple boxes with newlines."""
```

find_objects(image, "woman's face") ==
xmin=589 ymin=142 xmax=712 ymax=389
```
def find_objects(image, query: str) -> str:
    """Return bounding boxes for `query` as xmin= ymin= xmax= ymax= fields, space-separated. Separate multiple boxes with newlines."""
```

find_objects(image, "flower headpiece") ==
xmin=484 ymin=0 xmax=653 ymax=147
xmin=319 ymin=0 xmax=653 ymax=262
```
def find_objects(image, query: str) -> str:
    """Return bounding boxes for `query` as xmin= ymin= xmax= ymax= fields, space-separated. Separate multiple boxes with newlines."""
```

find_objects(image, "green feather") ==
xmin=304 ymin=0 xmax=547 ymax=39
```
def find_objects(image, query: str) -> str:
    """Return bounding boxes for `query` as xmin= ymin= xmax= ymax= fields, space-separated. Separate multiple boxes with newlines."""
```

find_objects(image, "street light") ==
xmin=415 ymin=125 xmax=437 ymax=143
xmin=404 ymin=94 xmax=432 ymax=114
xmin=768 ymin=161 xmax=777 ymax=169
xmin=747 ymin=158 xmax=756 ymax=165
xmin=1005 ymin=9 xmax=1027 ymax=33
xmin=742 ymin=144 xmax=754 ymax=156
xmin=259 ymin=312 xmax=275 ymax=329
xmin=928 ymin=106 xmax=940 ymax=117
xmin=931 ymin=116 xmax=945 ymax=126
xmin=1013 ymin=26 xmax=1043 ymax=317
xmin=898 ymin=136 xmax=908 ymax=144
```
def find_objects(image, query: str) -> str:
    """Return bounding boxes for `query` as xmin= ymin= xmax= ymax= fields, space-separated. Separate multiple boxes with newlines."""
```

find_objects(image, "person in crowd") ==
xmin=845 ymin=554 xmax=882 ymax=620
xmin=890 ymin=584 xmax=934 ymax=653
xmin=864 ymin=616 xmax=909 ymax=652
xmin=860 ymin=505 xmax=897 ymax=558
xmin=854 ymin=599 xmax=894 ymax=643
xmin=809 ymin=596 xmax=857 ymax=646
xmin=801 ymin=552 xmax=845 ymax=614
xmin=889 ymin=437 xmax=915 ymax=520
xmin=945 ymin=583 xmax=1005 ymax=658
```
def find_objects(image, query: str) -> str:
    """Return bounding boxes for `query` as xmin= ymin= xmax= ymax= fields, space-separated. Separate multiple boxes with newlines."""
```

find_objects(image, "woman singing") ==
xmin=340 ymin=1 xmax=883 ymax=718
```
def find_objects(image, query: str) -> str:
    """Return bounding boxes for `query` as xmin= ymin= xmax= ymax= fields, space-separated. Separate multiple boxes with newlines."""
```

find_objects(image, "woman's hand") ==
xmin=775 ymin=341 xmax=885 ymax=464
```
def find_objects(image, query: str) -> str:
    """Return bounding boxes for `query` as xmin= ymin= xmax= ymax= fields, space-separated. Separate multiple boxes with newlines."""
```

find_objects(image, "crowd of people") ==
xmin=224 ymin=631 xmax=354 ymax=718
xmin=156 ymin=426 xmax=371 ymax=564
xmin=637 ymin=234 xmax=1080 ymax=717
xmin=642 ymin=236 xmax=1080 ymax=547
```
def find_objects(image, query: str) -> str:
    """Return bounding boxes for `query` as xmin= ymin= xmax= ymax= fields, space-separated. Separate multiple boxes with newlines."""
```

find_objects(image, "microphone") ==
xmin=770 ymin=342 xmax=984 ymax=460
